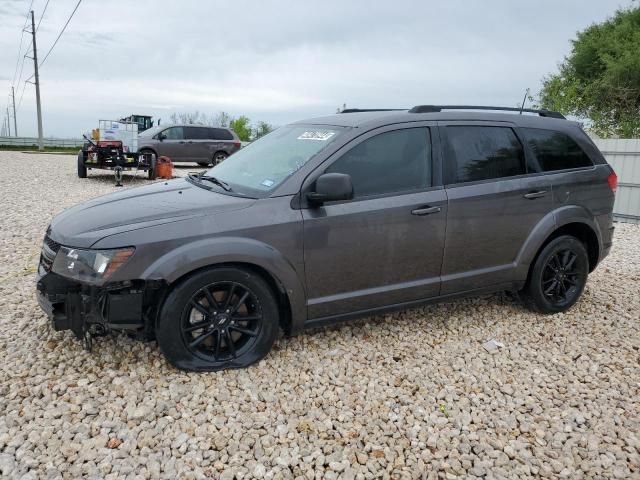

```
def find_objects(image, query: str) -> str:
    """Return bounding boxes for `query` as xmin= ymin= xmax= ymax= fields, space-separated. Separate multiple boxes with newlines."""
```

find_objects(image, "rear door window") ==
xmin=443 ymin=126 xmax=525 ymax=184
xmin=521 ymin=128 xmax=593 ymax=171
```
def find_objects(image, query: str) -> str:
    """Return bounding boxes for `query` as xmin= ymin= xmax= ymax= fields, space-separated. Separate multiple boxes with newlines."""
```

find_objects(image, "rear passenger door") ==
xmin=184 ymin=127 xmax=211 ymax=163
xmin=439 ymin=122 xmax=553 ymax=294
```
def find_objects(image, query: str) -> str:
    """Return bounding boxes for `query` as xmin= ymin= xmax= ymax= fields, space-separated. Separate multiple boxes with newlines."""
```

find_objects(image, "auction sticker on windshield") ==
xmin=297 ymin=131 xmax=336 ymax=141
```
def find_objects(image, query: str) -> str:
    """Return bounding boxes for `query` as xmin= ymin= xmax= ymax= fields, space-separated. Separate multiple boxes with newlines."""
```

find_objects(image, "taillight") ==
xmin=234 ymin=141 xmax=241 ymax=148
xmin=607 ymin=171 xmax=618 ymax=193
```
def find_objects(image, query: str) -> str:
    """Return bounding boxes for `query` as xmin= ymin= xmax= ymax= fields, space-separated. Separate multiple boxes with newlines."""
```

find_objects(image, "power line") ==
xmin=14 ymin=5 xmax=50 ymax=114
xmin=10 ymin=0 xmax=35 ymax=88
xmin=16 ymin=76 xmax=31 ymax=111
xmin=36 ymin=0 xmax=51 ymax=32
xmin=39 ymin=0 xmax=82 ymax=69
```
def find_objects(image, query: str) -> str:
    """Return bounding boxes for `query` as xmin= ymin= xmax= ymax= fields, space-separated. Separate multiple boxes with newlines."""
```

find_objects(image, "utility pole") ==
xmin=30 ymin=10 xmax=43 ymax=150
xmin=11 ymin=86 xmax=17 ymax=137
xmin=6 ymin=107 xmax=10 ymax=136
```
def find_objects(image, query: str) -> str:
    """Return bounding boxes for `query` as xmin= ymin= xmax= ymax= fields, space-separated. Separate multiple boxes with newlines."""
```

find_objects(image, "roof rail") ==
xmin=408 ymin=105 xmax=565 ymax=119
xmin=340 ymin=108 xmax=404 ymax=113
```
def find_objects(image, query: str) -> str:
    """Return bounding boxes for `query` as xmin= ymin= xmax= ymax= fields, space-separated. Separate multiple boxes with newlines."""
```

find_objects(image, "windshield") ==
xmin=205 ymin=124 xmax=344 ymax=197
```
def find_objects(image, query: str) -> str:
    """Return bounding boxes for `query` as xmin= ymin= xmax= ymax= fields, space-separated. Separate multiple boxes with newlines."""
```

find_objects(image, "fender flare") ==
xmin=140 ymin=236 xmax=307 ymax=331
xmin=515 ymin=205 xmax=602 ymax=268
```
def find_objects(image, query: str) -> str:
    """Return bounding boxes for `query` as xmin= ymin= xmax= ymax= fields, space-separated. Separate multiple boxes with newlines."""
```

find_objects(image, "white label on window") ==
xmin=261 ymin=179 xmax=275 ymax=187
xmin=297 ymin=131 xmax=335 ymax=141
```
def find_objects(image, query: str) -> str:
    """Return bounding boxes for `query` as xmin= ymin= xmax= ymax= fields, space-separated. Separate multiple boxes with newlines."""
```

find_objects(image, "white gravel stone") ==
xmin=0 ymin=152 xmax=639 ymax=479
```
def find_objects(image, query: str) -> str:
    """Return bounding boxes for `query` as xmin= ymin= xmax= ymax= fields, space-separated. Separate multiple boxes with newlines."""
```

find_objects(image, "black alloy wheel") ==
xmin=156 ymin=267 xmax=279 ymax=371
xmin=521 ymin=235 xmax=589 ymax=313
xmin=181 ymin=281 xmax=262 ymax=362
xmin=541 ymin=249 xmax=581 ymax=305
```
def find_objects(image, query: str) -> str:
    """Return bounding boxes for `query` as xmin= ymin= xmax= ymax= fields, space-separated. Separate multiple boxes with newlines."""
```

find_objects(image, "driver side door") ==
xmin=301 ymin=123 xmax=447 ymax=320
xmin=157 ymin=126 xmax=189 ymax=161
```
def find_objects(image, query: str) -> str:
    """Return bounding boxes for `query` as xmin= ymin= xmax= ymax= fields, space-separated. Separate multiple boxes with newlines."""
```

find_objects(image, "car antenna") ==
xmin=519 ymin=88 xmax=530 ymax=115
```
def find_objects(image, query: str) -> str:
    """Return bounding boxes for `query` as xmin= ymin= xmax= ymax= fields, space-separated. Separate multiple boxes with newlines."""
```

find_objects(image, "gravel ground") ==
xmin=0 ymin=151 xmax=639 ymax=480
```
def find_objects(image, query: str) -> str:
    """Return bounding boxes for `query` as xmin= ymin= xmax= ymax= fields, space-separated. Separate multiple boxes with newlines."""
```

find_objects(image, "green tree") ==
xmin=229 ymin=115 xmax=252 ymax=141
xmin=539 ymin=6 xmax=640 ymax=137
xmin=253 ymin=121 xmax=274 ymax=140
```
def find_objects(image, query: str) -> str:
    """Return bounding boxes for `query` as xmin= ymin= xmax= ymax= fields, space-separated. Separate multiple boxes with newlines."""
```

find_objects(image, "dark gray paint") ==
xmin=45 ymin=110 xmax=616 ymax=334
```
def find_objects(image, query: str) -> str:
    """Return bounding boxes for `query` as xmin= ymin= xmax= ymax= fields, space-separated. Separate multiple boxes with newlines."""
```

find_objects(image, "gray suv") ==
xmin=138 ymin=124 xmax=241 ymax=166
xmin=36 ymin=105 xmax=617 ymax=371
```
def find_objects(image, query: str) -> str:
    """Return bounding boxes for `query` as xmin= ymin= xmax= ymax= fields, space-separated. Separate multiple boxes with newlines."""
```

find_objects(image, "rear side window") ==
xmin=185 ymin=127 xmax=208 ymax=139
xmin=522 ymin=128 xmax=593 ymax=171
xmin=444 ymin=126 xmax=525 ymax=183
xmin=326 ymin=128 xmax=431 ymax=198
xmin=211 ymin=128 xmax=234 ymax=140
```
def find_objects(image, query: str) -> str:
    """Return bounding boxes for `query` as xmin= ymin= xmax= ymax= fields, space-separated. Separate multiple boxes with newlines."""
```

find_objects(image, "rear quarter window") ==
xmin=211 ymin=128 xmax=234 ymax=140
xmin=522 ymin=128 xmax=593 ymax=171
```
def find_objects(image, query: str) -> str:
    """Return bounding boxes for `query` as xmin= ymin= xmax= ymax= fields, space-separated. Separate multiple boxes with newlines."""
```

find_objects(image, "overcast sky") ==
xmin=0 ymin=0 xmax=634 ymax=138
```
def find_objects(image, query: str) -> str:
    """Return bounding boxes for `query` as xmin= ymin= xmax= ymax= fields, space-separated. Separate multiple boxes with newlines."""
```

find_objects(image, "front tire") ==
xmin=77 ymin=151 xmax=87 ymax=178
xmin=156 ymin=267 xmax=279 ymax=371
xmin=521 ymin=235 xmax=589 ymax=314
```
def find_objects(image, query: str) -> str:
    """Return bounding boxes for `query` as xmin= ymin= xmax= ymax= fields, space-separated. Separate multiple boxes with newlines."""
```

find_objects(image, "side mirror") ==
xmin=307 ymin=173 xmax=353 ymax=205
xmin=157 ymin=133 xmax=166 ymax=141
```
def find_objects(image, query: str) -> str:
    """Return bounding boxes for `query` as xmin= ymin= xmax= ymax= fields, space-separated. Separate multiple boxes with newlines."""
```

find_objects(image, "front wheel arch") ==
xmin=153 ymin=261 xmax=292 ymax=336
xmin=155 ymin=265 xmax=281 ymax=371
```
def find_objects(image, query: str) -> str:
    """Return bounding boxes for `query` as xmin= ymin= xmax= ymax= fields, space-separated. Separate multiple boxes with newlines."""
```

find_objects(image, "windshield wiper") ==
xmin=191 ymin=173 xmax=232 ymax=191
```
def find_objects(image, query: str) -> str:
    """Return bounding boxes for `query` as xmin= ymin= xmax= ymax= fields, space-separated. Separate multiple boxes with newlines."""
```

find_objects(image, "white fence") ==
xmin=593 ymin=138 xmax=640 ymax=224
xmin=0 ymin=135 xmax=84 ymax=148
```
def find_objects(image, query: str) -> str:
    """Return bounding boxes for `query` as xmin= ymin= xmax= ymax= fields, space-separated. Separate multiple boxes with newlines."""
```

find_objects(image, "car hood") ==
xmin=49 ymin=178 xmax=255 ymax=248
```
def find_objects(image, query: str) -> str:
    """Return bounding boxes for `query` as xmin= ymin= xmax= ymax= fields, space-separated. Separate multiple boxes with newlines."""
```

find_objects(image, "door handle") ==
xmin=523 ymin=190 xmax=547 ymax=199
xmin=178 ymin=141 xmax=185 ymax=144
xmin=411 ymin=206 xmax=441 ymax=216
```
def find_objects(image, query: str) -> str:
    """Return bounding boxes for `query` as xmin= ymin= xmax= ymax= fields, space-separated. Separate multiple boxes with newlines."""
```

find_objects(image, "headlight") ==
xmin=52 ymin=246 xmax=135 ymax=284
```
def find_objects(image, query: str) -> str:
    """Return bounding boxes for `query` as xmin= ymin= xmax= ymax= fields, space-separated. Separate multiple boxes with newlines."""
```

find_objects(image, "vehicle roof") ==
xmin=295 ymin=110 xmax=579 ymax=130
xmin=160 ymin=124 xmax=232 ymax=129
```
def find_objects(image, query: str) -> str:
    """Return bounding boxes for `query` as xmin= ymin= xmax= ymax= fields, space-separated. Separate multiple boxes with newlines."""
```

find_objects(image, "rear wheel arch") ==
xmin=535 ymin=222 xmax=600 ymax=273
xmin=527 ymin=222 xmax=600 ymax=281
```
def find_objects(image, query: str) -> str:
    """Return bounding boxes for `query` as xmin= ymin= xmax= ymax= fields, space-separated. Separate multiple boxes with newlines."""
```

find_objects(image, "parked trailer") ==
xmin=78 ymin=120 xmax=156 ymax=186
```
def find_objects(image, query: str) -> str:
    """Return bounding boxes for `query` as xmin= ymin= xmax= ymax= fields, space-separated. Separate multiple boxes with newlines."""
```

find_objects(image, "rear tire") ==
xmin=212 ymin=151 xmax=228 ymax=165
xmin=77 ymin=151 xmax=87 ymax=178
xmin=156 ymin=267 xmax=279 ymax=371
xmin=520 ymin=235 xmax=589 ymax=314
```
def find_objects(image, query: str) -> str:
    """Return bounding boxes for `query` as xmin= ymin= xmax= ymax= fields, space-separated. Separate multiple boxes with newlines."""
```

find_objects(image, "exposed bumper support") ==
xmin=36 ymin=270 xmax=147 ymax=341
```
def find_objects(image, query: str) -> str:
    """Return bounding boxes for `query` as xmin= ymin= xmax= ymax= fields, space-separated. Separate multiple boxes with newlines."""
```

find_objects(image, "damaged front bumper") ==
xmin=35 ymin=236 xmax=155 ymax=346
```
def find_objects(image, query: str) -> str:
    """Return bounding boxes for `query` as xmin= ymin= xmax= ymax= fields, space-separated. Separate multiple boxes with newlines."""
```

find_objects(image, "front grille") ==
xmin=39 ymin=253 xmax=54 ymax=273
xmin=40 ymin=234 xmax=61 ymax=274
xmin=44 ymin=235 xmax=61 ymax=254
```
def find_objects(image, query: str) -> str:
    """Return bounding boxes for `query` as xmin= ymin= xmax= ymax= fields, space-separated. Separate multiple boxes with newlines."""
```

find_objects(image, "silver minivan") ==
xmin=138 ymin=124 xmax=241 ymax=166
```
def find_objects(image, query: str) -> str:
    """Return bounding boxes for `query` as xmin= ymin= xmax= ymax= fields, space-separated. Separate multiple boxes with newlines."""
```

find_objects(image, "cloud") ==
xmin=0 ymin=0 xmax=633 ymax=137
